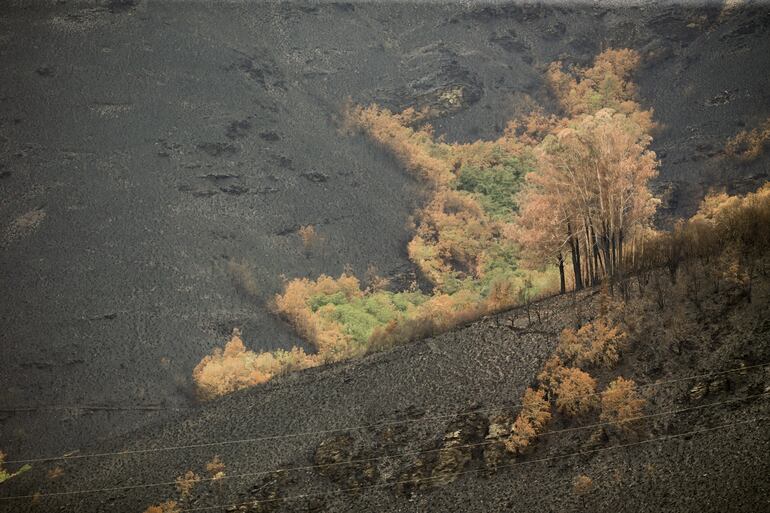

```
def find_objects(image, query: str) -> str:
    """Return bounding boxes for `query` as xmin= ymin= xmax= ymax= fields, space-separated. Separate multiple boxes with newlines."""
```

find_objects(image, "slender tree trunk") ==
xmin=583 ymin=221 xmax=595 ymax=286
xmin=611 ymin=232 xmax=617 ymax=279
xmin=601 ymin=222 xmax=613 ymax=281
xmin=590 ymin=223 xmax=604 ymax=280
xmin=558 ymin=251 xmax=566 ymax=295
xmin=568 ymin=222 xmax=583 ymax=291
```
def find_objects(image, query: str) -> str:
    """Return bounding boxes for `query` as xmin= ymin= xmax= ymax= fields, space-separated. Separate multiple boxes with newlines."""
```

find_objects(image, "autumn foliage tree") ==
xmin=504 ymin=387 xmax=552 ymax=455
xmin=537 ymin=356 xmax=599 ymax=417
xmin=632 ymin=183 xmax=770 ymax=294
xmin=556 ymin=368 xmax=598 ymax=416
xmin=408 ymin=189 xmax=495 ymax=289
xmin=517 ymin=49 xmax=659 ymax=292
xmin=557 ymin=318 xmax=626 ymax=369
xmin=518 ymin=108 xmax=658 ymax=290
xmin=600 ymin=377 xmax=647 ymax=436
xmin=546 ymin=366 xmax=598 ymax=417
xmin=512 ymin=185 xmax=570 ymax=293
xmin=546 ymin=48 xmax=653 ymax=131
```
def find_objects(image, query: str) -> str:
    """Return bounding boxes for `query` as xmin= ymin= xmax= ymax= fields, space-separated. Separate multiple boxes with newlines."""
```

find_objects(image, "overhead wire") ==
xmin=5 ymin=360 xmax=767 ymax=465
xmin=176 ymin=416 xmax=770 ymax=512
xmin=2 ymin=391 xmax=767 ymax=502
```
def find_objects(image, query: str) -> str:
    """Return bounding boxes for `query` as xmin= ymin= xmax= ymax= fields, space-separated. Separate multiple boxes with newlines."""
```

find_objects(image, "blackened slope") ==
xmin=1 ymin=0 xmax=769 ymax=463
xmin=4 ymin=279 xmax=769 ymax=513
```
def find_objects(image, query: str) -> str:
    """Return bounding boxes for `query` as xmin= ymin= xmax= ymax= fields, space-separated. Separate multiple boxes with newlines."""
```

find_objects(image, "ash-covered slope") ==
xmin=3 ymin=275 xmax=770 ymax=512
xmin=1 ymin=0 xmax=769 ymax=467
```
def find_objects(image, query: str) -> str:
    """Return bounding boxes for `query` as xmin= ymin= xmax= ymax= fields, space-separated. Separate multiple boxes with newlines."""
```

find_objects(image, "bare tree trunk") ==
xmin=583 ymin=221 xmax=594 ymax=286
xmin=601 ymin=222 xmax=613 ymax=281
xmin=590 ymin=223 xmax=604 ymax=281
xmin=568 ymin=222 xmax=583 ymax=291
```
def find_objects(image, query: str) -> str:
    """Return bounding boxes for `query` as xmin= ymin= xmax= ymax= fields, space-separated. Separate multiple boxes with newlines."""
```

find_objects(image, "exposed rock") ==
xmin=259 ymin=131 xmax=281 ymax=142
xmin=708 ymin=375 xmax=728 ymax=394
xmin=689 ymin=381 xmax=708 ymax=400
xmin=313 ymin=435 xmax=378 ymax=488
xmin=196 ymin=142 xmax=239 ymax=157
xmin=226 ymin=119 xmax=252 ymax=139
xmin=302 ymin=170 xmax=330 ymax=183
xmin=483 ymin=412 xmax=514 ymax=470
xmin=386 ymin=43 xmax=483 ymax=118
xmin=705 ymin=90 xmax=737 ymax=107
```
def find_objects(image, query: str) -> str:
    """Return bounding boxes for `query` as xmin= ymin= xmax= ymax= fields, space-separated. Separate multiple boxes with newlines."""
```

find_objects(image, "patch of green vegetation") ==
xmin=314 ymin=290 xmax=430 ymax=344
xmin=308 ymin=291 xmax=348 ymax=311
xmin=455 ymin=150 xmax=530 ymax=219
xmin=477 ymin=243 xmax=520 ymax=292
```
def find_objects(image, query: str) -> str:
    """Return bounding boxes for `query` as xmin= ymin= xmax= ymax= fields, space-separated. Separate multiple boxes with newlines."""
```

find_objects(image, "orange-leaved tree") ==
xmin=505 ymin=387 xmax=552 ymax=455
xmin=557 ymin=318 xmax=627 ymax=369
xmin=600 ymin=377 xmax=647 ymax=435
xmin=519 ymin=108 xmax=658 ymax=290
xmin=553 ymin=367 xmax=598 ymax=417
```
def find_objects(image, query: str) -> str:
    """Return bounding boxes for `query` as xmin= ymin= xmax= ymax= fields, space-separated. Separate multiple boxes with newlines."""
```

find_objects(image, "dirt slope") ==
xmin=1 ymin=0 xmax=769 ymax=477
xmin=3 ymin=278 xmax=770 ymax=512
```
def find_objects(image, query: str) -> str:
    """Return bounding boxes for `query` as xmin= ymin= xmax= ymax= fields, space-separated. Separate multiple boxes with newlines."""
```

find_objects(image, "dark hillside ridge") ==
xmin=1 ymin=0 xmax=769 ymax=464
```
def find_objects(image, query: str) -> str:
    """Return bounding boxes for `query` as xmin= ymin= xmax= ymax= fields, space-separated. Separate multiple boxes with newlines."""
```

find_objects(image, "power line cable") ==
xmin=0 ymin=405 xmax=189 ymax=414
xmin=175 ymin=416 xmax=769 ymax=512
xmin=6 ymin=360 xmax=767 ymax=466
xmin=2 ymin=391 xmax=766 ymax=502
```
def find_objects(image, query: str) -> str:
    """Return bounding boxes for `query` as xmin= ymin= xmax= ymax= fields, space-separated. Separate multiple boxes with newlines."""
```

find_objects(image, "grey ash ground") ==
xmin=1 ymin=1 xmax=770 ymax=511
xmin=4 ymin=284 xmax=770 ymax=512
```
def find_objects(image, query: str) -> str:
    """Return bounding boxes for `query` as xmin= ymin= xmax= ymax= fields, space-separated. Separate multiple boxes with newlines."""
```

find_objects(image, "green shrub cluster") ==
xmin=310 ymin=290 xmax=429 ymax=345
xmin=454 ymin=150 xmax=530 ymax=219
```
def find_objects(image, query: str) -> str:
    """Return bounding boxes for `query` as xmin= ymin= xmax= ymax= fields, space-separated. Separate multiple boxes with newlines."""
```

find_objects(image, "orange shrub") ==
xmin=192 ymin=329 xmax=318 ymax=400
xmin=557 ymin=318 xmax=626 ymax=369
xmin=505 ymin=387 xmax=552 ymax=454
xmin=143 ymin=501 xmax=179 ymax=513
xmin=409 ymin=189 xmax=495 ymax=289
xmin=572 ymin=474 xmax=594 ymax=496
xmin=725 ymin=117 xmax=770 ymax=161
xmin=206 ymin=455 xmax=225 ymax=480
xmin=554 ymin=367 xmax=597 ymax=417
xmin=634 ymin=183 xmax=770 ymax=278
xmin=600 ymin=377 xmax=646 ymax=433
xmin=175 ymin=470 xmax=200 ymax=498
xmin=344 ymin=103 xmax=455 ymax=185
xmin=537 ymin=355 xmax=566 ymax=393
xmin=546 ymin=49 xmax=645 ymax=120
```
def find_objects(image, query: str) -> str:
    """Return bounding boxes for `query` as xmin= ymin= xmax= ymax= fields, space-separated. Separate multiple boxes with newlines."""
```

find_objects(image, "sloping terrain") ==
xmin=1 ymin=0 xmax=770 ymax=488
xmin=3 ymin=270 xmax=769 ymax=512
